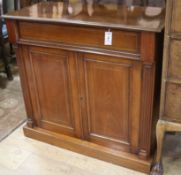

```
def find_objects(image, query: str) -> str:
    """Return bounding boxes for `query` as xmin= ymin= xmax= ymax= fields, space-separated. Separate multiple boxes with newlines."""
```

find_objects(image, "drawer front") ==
xmin=18 ymin=21 xmax=140 ymax=54
xmin=171 ymin=0 xmax=181 ymax=33
xmin=164 ymin=83 xmax=181 ymax=121
xmin=168 ymin=40 xmax=181 ymax=79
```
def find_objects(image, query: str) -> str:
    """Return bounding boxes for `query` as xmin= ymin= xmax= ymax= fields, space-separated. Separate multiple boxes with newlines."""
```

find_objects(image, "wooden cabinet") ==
xmin=164 ymin=0 xmax=181 ymax=123
xmin=4 ymin=1 xmax=165 ymax=174
xmin=150 ymin=1 xmax=181 ymax=175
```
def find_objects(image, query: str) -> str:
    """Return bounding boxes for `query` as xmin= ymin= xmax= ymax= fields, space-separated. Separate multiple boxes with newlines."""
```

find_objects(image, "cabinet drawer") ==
xmin=169 ymin=40 xmax=181 ymax=79
xmin=18 ymin=21 xmax=140 ymax=54
xmin=164 ymin=83 xmax=181 ymax=121
xmin=171 ymin=0 xmax=181 ymax=33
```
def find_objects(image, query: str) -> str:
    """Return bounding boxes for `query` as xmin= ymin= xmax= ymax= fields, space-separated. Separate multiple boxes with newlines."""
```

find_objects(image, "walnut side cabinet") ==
xmin=4 ymin=2 xmax=165 ymax=174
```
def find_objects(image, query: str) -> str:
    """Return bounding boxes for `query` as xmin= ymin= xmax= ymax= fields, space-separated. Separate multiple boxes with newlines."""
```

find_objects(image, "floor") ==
xmin=0 ymin=125 xmax=180 ymax=175
xmin=0 ymin=66 xmax=26 ymax=141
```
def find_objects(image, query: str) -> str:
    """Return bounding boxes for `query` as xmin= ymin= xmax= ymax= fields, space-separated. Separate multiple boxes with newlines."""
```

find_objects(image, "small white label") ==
xmin=104 ymin=31 xmax=112 ymax=45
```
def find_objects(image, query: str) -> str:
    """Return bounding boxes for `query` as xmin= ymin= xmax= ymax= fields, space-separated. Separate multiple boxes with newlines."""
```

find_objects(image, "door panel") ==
xmin=79 ymin=53 xmax=141 ymax=152
xmin=85 ymin=60 xmax=130 ymax=143
xmin=32 ymin=52 xmax=71 ymax=125
xmin=23 ymin=46 xmax=81 ymax=137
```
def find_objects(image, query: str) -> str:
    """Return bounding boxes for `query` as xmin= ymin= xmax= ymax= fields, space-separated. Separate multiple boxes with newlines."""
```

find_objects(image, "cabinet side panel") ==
xmin=16 ymin=46 xmax=34 ymax=126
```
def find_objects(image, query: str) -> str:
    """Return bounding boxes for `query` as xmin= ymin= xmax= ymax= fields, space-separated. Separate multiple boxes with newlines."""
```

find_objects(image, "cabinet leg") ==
xmin=150 ymin=120 xmax=166 ymax=175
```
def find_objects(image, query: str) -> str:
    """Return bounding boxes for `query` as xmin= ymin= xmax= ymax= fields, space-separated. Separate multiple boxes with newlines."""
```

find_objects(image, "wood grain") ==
xmin=18 ymin=22 xmax=140 ymax=54
xmin=3 ymin=2 xmax=165 ymax=32
xmin=80 ymin=53 xmax=132 ymax=151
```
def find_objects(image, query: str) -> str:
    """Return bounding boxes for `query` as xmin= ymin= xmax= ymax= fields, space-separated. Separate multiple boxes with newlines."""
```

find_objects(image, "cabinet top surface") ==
xmin=3 ymin=1 xmax=165 ymax=32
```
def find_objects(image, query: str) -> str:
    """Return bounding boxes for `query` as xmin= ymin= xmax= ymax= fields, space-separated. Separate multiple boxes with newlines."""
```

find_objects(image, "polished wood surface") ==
xmin=18 ymin=22 xmax=140 ymax=54
xmin=4 ymin=2 xmax=164 ymax=174
xmin=23 ymin=46 xmax=80 ymax=137
xmin=3 ymin=1 xmax=165 ymax=32
xmin=151 ymin=1 xmax=181 ymax=175
xmin=79 ymin=53 xmax=141 ymax=152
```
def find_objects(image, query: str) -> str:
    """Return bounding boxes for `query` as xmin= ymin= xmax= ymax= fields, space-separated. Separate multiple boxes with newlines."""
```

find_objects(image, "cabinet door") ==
xmin=78 ymin=53 xmax=141 ymax=152
xmin=22 ymin=46 xmax=82 ymax=138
